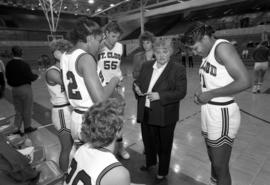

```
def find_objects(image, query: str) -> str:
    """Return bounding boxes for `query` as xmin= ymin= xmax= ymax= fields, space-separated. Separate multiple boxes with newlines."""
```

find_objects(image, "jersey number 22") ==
xmin=67 ymin=71 xmax=82 ymax=100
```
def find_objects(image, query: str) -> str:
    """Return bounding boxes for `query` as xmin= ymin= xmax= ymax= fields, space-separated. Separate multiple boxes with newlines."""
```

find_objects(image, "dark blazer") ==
xmin=134 ymin=59 xmax=187 ymax=127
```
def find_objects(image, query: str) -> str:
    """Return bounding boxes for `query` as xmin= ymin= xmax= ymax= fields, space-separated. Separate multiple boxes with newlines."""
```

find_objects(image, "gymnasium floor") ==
xmin=0 ymin=63 xmax=270 ymax=185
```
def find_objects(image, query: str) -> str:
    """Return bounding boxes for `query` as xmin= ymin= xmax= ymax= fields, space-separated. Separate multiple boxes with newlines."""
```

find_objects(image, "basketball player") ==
xmin=97 ymin=21 xmax=130 ymax=160
xmin=97 ymin=21 xmax=123 ymax=86
xmin=46 ymin=39 xmax=73 ymax=172
xmin=61 ymin=17 xmax=120 ymax=143
xmin=182 ymin=22 xmax=251 ymax=185
xmin=65 ymin=99 xmax=130 ymax=185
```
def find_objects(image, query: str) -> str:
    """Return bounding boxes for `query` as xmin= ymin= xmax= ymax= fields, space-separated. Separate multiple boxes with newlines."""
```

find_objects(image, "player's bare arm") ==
xmin=78 ymin=54 xmax=119 ymax=102
xmin=100 ymin=166 xmax=130 ymax=185
xmin=199 ymin=43 xmax=251 ymax=102
xmin=46 ymin=69 xmax=63 ymax=85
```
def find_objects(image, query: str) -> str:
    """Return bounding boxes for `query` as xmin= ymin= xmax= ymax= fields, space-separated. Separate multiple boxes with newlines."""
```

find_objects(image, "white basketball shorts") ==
xmin=70 ymin=109 xmax=87 ymax=142
xmin=52 ymin=105 xmax=72 ymax=134
xmin=201 ymin=100 xmax=241 ymax=147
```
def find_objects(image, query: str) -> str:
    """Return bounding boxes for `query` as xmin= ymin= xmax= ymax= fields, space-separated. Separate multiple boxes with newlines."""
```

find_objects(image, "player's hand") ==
xmin=146 ymin=92 xmax=160 ymax=101
xmin=194 ymin=91 xmax=201 ymax=105
xmin=194 ymin=91 xmax=213 ymax=105
xmin=117 ymin=79 xmax=124 ymax=88
xmin=116 ymin=84 xmax=125 ymax=98
xmin=110 ymin=76 xmax=121 ymax=86
xmin=133 ymin=83 xmax=145 ymax=96
xmin=198 ymin=91 xmax=214 ymax=104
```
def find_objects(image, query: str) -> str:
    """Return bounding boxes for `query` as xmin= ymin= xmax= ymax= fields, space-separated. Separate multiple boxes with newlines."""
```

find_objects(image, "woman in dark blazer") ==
xmin=133 ymin=38 xmax=187 ymax=181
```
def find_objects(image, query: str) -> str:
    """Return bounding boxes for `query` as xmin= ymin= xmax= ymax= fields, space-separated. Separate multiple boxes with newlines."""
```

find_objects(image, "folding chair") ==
xmin=32 ymin=145 xmax=46 ymax=165
xmin=0 ymin=115 xmax=17 ymax=135
xmin=6 ymin=134 xmax=26 ymax=148
xmin=35 ymin=160 xmax=64 ymax=185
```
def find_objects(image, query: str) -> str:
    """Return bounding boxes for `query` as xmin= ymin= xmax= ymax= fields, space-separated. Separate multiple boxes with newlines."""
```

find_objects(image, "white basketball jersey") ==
xmin=97 ymin=42 xmax=123 ymax=86
xmin=65 ymin=144 xmax=122 ymax=185
xmin=61 ymin=49 xmax=94 ymax=110
xmin=45 ymin=66 xmax=69 ymax=106
xmin=199 ymin=39 xmax=234 ymax=102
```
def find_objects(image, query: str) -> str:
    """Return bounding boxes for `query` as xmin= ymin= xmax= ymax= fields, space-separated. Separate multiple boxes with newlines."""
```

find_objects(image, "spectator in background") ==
xmin=0 ymin=58 xmax=5 ymax=98
xmin=132 ymin=31 xmax=156 ymax=80
xmin=134 ymin=38 xmax=186 ymax=182
xmin=241 ymin=46 xmax=249 ymax=59
xmin=170 ymin=37 xmax=182 ymax=64
xmin=5 ymin=46 xmax=39 ymax=135
xmin=187 ymin=49 xmax=194 ymax=68
xmin=252 ymin=41 xmax=270 ymax=93
xmin=181 ymin=49 xmax=187 ymax=67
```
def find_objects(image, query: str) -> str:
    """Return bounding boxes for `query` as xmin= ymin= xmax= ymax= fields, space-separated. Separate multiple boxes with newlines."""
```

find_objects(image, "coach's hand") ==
xmin=146 ymin=92 xmax=160 ymax=101
xmin=133 ymin=83 xmax=145 ymax=96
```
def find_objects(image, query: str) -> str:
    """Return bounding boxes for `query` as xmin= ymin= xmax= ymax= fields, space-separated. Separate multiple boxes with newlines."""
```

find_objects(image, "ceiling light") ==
xmin=96 ymin=8 xmax=102 ymax=12
xmin=110 ymin=4 xmax=114 ymax=7
xmin=88 ymin=0 xmax=94 ymax=4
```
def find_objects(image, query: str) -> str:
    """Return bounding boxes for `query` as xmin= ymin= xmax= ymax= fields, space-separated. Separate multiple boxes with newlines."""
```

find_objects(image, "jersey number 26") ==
xmin=66 ymin=159 xmax=91 ymax=185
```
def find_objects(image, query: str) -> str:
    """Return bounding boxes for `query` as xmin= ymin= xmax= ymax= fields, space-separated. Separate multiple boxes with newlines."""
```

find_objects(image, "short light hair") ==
xmin=104 ymin=20 xmax=123 ymax=34
xmin=49 ymin=39 xmax=73 ymax=53
xmin=153 ymin=38 xmax=174 ymax=54
xmin=81 ymin=99 xmax=125 ymax=148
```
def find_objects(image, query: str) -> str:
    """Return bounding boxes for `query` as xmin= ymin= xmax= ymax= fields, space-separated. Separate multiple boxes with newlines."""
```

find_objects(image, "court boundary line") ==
xmin=240 ymin=109 xmax=270 ymax=124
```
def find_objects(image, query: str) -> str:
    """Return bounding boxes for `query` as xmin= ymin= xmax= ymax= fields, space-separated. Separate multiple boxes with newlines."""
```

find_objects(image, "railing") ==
xmin=0 ymin=27 xmax=67 ymax=41
xmin=215 ymin=25 xmax=270 ymax=37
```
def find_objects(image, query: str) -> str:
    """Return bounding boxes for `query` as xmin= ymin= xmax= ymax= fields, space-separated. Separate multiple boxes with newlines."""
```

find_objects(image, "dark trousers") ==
xmin=141 ymin=108 xmax=176 ymax=176
xmin=12 ymin=84 xmax=33 ymax=130
xmin=182 ymin=56 xmax=186 ymax=67
xmin=188 ymin=56 xmax=193 ymax=68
